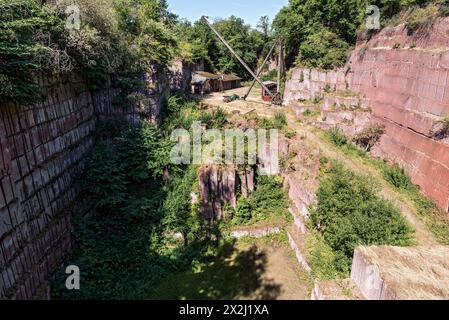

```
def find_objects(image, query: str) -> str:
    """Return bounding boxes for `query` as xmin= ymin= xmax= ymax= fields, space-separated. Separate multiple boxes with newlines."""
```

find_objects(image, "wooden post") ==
xmin=277 ymin=41 xmax=283 ymax=94
xmin=243 ymin=40 xmax=278 ymax=100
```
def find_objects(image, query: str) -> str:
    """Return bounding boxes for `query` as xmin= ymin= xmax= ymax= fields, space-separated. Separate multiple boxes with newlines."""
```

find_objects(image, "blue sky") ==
xmin=168 ymin=0 xmax=289 ymax=27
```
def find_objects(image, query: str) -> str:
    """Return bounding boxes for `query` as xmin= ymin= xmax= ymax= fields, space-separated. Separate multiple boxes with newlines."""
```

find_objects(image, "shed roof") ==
xmin=263 ymin=81 xmax=277 ymax=86
xmin=218 ymin=74 xmax=242 ymax=81
xmin=192 ymin=71 xmax=220 ymax=79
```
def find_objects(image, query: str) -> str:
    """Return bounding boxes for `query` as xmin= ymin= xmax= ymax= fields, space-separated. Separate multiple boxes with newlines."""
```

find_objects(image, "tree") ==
xmin=83 ymin=143 xmax=128 ymax=211
xmin=187 ymin=20 xmax=221 ymax=70
xmin=163 ymin=166 xmax=202 ymax=246
xmin=256 ymin=16 xmax=275 ymax=60
xmin=213 ymin=16 xmax=264 ymax=79
xmin=257 ymin=15 xmax=271 ymax=41
xmin=118 ymin=121 xmax=172 ymax=182
xmin=298 ymin=27 xmax=350 ymax=69
xmin=273 ymin=0 xmax=366 ymax=68
xmin=273 ymin=0 xmax=433 ymax=69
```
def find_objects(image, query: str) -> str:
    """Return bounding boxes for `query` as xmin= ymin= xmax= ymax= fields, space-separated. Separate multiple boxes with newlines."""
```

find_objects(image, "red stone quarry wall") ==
xmin=0 ymin=74 xmax=96 ymax=299
xmin=0 ymin=62 xmax=190 ymax=299
xmin=348 ymin=18 xmax=449 ymax=211
xmin=0 ymin=72 xmax=136 ymax=299
xmin=284 ymin=17 xmax=449 ymax=211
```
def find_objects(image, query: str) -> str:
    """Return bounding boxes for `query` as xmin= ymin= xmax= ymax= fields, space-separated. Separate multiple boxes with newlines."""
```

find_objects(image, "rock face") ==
xmin=351 ymin=246 xmax=449 ymax=300
xmin=198 ymin=165 xmax=261 ymax=222
xmin=198 ymin=165 xmax=238 ymax=222
xmin=197 ymin=135 xmax=289 ymax=222
xmin=0 ymin=62 xmax=191 ymax=299
xmin=284 ymin=68 xmax=348 ymax=104
xmin=0 ymin=73 xmax=101 ymax=299
xmin=284 ymin=17 xmax=449 ymax=212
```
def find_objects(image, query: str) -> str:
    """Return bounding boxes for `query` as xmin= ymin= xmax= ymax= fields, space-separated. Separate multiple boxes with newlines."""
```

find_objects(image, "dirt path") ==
xmin=235 ymin=239 xmax=313 ymax=300
xmin=146 ymin=235 xmax=313 ymax=300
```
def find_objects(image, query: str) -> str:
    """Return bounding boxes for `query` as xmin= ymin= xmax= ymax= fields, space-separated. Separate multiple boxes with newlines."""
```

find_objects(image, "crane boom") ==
xmin=201 ymin=16 xmax=281 ymax=104
xmin=243 ymin=39 xmax=278 ymax=100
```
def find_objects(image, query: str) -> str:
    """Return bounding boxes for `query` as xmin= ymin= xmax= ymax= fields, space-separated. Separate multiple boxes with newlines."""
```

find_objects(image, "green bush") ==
xmin=233 ymin=175 xmax=289 ymax=225
xmin=306 ymin=231 xmax=349 ymax=280
xmin=382 ymin=163 xmax=414 ymax=190
xmin=273 ymin=111 xmax=288 ymax=129
xmin=199 ymin=107 xmax=228 ymax=129
xmin=262 ymin=69 xmax=277 ymax=82
xmin=353 ymin=124 xmax=385 ymax=151
xmin=83 ymin=142 xmax=128 ymax=211
xmin=95 ymin=118 xmax=130 ymax=140
xmin=258 ymin=112 xmax=288 ymax=131
xmin=163 ymin=94 xmax=201 ymax=131
xmin=310 ymin=161 xmax=413 ymax=275
xmin=163 ymin=166 xmax=204 ymax=246
xmin=282 ymin=127 xmax=296 ymax=139
xmin=329 ymin=127 xmax=348 ymax=147
xmin=82 ymin=119 xmax=172 ymax=211
xmin=234 ymin=197 xmax=254 ymax=224
xmin=118 ymin=121 xmax=172 ymax=182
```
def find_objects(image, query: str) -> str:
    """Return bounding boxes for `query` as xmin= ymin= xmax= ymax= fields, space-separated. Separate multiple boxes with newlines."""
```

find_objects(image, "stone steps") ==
xmin=322 ymin=93 xmax=367 ymax=111
xmin=227 ymin=227 xmax=281 ymax=239
xmin=287 ymin=225 xmax=311 ymax=274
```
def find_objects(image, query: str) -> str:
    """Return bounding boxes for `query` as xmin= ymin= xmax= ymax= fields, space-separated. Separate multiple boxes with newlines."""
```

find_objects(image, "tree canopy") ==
xmin=179 ymin=16 xmax=275 ymax=80
xmin=0 ymin=0 xmax=179 ymax=101
xmin=273 ymin=0 xmax=436 ymax=69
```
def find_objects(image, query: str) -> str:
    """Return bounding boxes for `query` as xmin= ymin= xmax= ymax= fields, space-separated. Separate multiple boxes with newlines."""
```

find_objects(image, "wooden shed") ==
xmin=191 ymin=71 xmax=242 ymax=94
xmin=217 ymin=74 xmax=242 ymax=91
xmin=191 ymin=71 xmax=221 ymax=94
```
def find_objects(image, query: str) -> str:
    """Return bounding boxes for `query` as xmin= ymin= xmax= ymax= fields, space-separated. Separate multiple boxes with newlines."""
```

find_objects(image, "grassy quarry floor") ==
xmin=187 ymin=86 xmax=449 ymax=300
xmin=146 ymin=234 xmax=313 ymax=300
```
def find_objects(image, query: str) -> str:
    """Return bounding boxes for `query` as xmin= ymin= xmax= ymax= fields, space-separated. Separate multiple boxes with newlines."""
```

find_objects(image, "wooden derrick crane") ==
xmin=201 ymin=16 xmax=283 ymax=106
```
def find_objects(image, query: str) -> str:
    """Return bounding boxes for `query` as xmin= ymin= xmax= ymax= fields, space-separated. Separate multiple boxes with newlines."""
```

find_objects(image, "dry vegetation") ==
xmin=358 ymin=245 xmax=449 ymax=300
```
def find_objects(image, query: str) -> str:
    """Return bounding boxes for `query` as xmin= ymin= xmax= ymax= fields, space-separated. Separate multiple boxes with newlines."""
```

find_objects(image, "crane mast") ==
xmin=201 ymin=16 xmax=283 ymax=105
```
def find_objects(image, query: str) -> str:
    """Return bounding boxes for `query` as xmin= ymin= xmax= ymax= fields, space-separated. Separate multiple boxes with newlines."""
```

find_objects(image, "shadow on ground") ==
xmin=146 ymin=240 xmax=282 ymax=300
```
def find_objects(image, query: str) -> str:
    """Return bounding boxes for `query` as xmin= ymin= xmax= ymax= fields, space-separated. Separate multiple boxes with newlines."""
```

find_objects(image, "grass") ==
xmin=328 ymin=127 xmax=349 ymax=147
xmin=379 ymin=163 xmax=449 ymax=245
xmin=145 ymin=239 xmax=277 ymax=300
xmin=225 ymin=175 xmax=293 ymax=229
xmin=318 ymin=127 xmax=449 ymax=245
xmin=332 ymin=90 xmax=359 ymax=98
xmin=145 ymin=233 xmax=311 ymax=300
xmin=274 ymin=111 xmax=288 ymax=129
xmin=406 ymin=4 xmax=440 ymax=34
xmin=357 ymin=246 xmax=449 ymax=300
xmin=308 ymin=160 xmax=414 ymax=277
xmin=305 ymin=230 xmax=347 ymax=280
xmin=302 ymin=108 xmax=321 ymax=118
